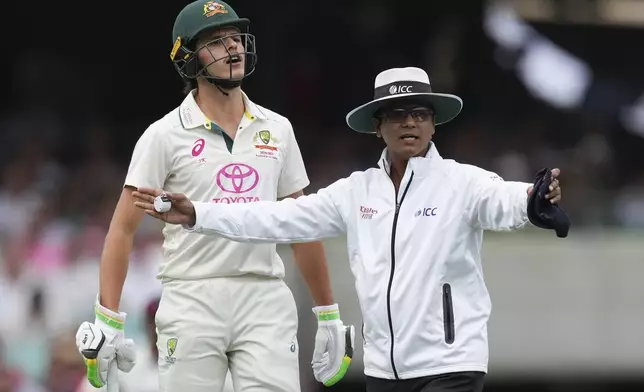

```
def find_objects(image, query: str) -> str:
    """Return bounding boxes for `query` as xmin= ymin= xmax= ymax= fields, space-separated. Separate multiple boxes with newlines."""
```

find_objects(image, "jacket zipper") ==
xmin=386 ymin=172 xmax=414 ymax=379
xmin=442 ymin=283 xmax=455 ymax=344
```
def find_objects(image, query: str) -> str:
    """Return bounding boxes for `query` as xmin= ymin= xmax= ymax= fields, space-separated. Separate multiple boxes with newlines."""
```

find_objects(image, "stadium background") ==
xmin=2 ymin=0 xmax=644 ymax=391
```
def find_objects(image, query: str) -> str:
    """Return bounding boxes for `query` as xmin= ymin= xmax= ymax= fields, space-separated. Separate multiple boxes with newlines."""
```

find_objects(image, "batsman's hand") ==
xmin=76 ymin=323 xmax=136 ymax=389
xmin=76 ymin=297 xmax=137 ymax=389
xmin=311 ymin=304 xmax=355 ymax=387
xmin=76 ymin=322 xmax=116 ymax=389
xmin=132 ymin=187 xmax=196 ymax=226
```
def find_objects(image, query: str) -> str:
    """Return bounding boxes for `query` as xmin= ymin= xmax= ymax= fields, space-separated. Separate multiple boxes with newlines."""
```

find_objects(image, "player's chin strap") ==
xmin=216 ymin=84 xmax=229 ymax=96
xmin=207 ymin=77 xmax=242 ymax=97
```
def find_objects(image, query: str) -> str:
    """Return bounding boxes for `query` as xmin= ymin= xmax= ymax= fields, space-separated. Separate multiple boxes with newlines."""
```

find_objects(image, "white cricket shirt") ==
xmin=124 ymin=90 xmax=309 ymax=280
xmin=183 ymin=144 xmax=534 ymax=379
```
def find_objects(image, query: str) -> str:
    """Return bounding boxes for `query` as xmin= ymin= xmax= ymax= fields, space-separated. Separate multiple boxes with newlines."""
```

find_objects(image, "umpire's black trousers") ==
xmin=366 ymin=371 xmax=485 ymax=392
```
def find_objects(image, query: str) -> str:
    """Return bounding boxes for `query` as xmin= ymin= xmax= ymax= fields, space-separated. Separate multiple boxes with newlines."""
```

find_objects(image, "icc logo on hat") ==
xmin=388 ymin=85 xmax=413 ymax=95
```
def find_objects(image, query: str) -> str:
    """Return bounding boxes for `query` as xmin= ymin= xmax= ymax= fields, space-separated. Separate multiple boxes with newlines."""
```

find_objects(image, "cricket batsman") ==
xmin=74 ymin=1 xmax=354 ymax=391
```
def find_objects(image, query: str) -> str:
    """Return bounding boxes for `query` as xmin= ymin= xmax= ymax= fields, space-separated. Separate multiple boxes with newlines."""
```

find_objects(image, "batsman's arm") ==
xmin=100 ymin=123 xmax=170 ymax=311
xmin=186 ymin=178 xmax=351 ymax=243
xmin=283 ymin=190 xmax=334 ymax=306
xmin=275 ymin=118 xmax=335 ymax=305
xmin=99 ymin=186 xmax=145 ymax=311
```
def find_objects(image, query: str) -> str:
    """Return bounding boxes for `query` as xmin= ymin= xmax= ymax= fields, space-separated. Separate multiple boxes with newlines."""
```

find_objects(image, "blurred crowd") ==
xmin=0 ymin=127 xmax=165 ymax=391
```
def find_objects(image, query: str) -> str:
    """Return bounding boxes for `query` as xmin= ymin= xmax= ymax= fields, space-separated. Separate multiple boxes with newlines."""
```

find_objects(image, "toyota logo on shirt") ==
xmin=216 ymin=163 xmax=260 ymax=193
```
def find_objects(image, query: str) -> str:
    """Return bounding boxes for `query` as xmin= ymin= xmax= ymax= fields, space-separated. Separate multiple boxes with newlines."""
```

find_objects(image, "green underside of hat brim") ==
xmin=345 ymin=93 xmax=463 ymax=134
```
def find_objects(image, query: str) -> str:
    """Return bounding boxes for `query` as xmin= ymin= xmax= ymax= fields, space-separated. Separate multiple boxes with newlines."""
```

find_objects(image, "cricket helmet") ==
xmin=170 ymin=0 xmax=257 ymax=89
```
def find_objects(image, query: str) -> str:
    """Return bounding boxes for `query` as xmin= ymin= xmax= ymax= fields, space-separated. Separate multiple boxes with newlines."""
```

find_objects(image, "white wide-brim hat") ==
xmin=345 ymin=67 xmax=463 ymax=134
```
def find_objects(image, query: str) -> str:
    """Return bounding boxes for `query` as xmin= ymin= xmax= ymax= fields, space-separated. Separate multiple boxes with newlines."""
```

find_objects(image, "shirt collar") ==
xmin=377 ymin=142 xmax=442 ymax=177
xmin=179 ymin=89 xmax=267 ymax=130
xmin=241 ymin=91 xmax=268 ymax=121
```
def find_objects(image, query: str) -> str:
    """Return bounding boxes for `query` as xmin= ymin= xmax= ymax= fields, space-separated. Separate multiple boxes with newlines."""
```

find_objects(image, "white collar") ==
xmin=178 ymin=89 xmax=266 ymax=130
xmin=377 ymin=142 xmax=442 ymax=178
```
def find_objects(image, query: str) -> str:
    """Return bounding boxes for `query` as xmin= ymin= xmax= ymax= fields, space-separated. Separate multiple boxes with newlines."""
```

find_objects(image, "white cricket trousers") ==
xmin=155 ymin=274 xmax=301 ymax=392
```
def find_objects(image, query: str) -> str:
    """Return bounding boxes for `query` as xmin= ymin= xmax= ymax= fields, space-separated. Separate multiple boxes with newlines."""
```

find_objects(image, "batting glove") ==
xmin=75 ymin=297 xmax=137 ymax=388
xmin=311 ymin=304 xmax=355 ymax=387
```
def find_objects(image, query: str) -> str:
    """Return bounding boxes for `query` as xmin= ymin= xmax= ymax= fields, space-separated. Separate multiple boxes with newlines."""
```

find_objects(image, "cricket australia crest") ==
xmin=165 ymin=337 xmax=178 ymax=364
xmin=259 ymin=130 xmax=271 ymax=144
xmin=253 ymin=130 xmax=279 ymax=160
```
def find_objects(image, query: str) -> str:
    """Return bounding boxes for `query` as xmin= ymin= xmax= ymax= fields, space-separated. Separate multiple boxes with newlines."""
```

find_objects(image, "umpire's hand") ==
xmin=527 ymin=168 xmax=562 ymax=204
xmin=132 ymin=188 xmax=197 ymax=226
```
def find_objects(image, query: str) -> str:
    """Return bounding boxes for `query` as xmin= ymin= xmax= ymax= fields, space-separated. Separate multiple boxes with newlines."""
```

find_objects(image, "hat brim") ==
xmin=345 ymin=92 xmax=463 ymax=134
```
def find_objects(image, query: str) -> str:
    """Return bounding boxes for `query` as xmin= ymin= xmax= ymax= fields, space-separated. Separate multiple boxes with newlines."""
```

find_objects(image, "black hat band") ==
xmin=374 ymin=81 xmax=432 ymax=99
